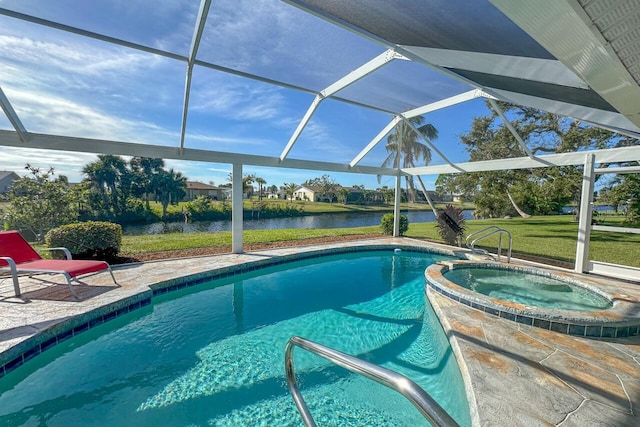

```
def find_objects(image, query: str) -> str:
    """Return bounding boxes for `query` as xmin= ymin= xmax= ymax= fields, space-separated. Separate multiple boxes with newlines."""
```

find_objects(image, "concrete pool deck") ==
xmin=0 ymin=237 xmax=638 ymax=426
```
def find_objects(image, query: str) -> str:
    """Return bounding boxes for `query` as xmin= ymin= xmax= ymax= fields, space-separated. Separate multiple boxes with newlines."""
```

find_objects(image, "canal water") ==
xmin=124 ymin=210 xmax=475 ymax=235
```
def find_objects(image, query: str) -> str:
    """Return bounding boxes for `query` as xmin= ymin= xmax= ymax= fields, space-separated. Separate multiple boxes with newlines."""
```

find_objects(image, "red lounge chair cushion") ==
xmin=0 ymin=231 xmax=42 ymax=264
xmin=15 ymin=259 xmax=109 ymax=278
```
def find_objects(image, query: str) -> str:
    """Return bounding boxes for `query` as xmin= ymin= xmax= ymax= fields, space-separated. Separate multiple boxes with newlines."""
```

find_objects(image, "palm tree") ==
xmin=255 ymin=177 xmax=266 ymax=200
xmin=153 ymin=169 xmax=187 ymax=219
xmin=130 ymin=157 xmax=165 ymax=210
xmin=82 ymin=154 xmax=129 ymax=219
xmin=227 ymin=173 xmax=255 ymax=198
xmin=283 ymin=182 xmax=297 ymax=201
xmin=382 ymin=116 xmax=438 ymax=216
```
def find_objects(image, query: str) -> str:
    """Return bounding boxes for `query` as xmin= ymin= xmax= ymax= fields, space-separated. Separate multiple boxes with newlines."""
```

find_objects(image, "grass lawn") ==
xmin=121 ymin=214 xmax=640 ymax=268
xmin=120 ymin=226 xmax=381 ymax=254
xmin=406 ymin=215 xmax=640 ymax=268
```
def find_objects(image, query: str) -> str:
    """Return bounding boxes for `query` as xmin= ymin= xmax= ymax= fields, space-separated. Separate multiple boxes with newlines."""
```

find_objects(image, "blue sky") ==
xmin=0 ymin=0 xmax=488 ymax=190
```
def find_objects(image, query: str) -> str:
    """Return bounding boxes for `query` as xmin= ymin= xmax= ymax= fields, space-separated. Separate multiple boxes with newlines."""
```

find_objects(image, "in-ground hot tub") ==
xmin=443 ymin=264 xmax=613 ymax=311
xmin=425 ymin=261 xmax=640 ymax=338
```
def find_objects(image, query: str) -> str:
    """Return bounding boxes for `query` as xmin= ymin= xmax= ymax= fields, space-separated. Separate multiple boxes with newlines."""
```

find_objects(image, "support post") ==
xmin=232 ymin=163 xmax=243 ymax=254
xmin=393 ymin=173 xmax=402 ymax=237
xmin=575 ymin=154 xmax=595 ymax=273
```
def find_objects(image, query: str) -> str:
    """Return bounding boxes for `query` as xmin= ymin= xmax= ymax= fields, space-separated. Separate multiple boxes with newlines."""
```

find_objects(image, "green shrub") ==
xmin=380 ymin=213 xmax=408 ymax=236
xmin=45 ymin=221 xmax=122 ymax=260
xmin=186 ymin=196 xmax=229 ymax=221
xmin=117 ymin=197 xmax=159 ymax=225
xmin=436 ymin=204 xmax=467 ymax=246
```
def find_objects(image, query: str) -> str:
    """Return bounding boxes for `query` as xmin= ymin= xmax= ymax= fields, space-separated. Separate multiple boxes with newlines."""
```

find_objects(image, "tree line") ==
xmin=2 ymin=156 xmax=188 ymax=238
xmin=434 ymin=102 xmax=639 ymax=222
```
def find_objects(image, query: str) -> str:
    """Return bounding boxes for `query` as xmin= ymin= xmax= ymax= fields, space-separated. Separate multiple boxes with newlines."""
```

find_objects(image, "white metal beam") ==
xmin=588 ymin=261 xmax=640 ymax=283
xmin=592 ymin=225 xmax=640 ymax=235
xmin=393 ymin=172 xmax=401 ymax=237
xmin=399 ymin=116 xmax=463 ymax=172
xmin=350 ymin=116 xmax=402 ymax=167
xmin=279 ymin=95 xmax=322 ymax=161
xmin=179 ymin=0 xmax=211 ymax=155
xmin=491 ymin=0 xmax=640 ymax=128
xmin=581 ymin=120 xmax=640 ymax=141
xmin=0 ymin=88 xmax=29 ymax=142
xmin=321 ymin=49 xmax=405 ymax=98
xmin=488 ymin=88 xmax=640 ymax=134
xmin=402 ymin=90 xmax=490 ymax=119
xmin=0 ymin=130 xmax=399 ymax=176
xmin=403 ymin=144 xmax=640 ymax=175
xmin=350 ymin=90 xmax=494 ymax=168
xmin=349 ymin=89 xmax=493 ymax=172
xmin=232 ymin=163 xmax=243 ymax=254
xmin=487 ymin=98 xmax=533 ymax=157
xmin=595 ymin=165 xmax=640 ymax=174
xmin=280 ymin=49 xmax=402 ymax=161
xmin=350 ymin=90 xmax=494 ymax=170
xmin=402 ymin=46 xmax=590 ymax=89
xmin=575 ymin=154 xmax=595 ymax=273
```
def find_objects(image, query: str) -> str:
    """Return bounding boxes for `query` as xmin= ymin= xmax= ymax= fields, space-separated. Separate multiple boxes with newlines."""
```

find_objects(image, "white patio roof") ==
xmin=0 ymin=0 xmax=639 ymax=177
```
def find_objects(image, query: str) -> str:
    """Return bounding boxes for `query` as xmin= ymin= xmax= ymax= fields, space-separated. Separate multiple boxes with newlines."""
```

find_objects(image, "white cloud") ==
xmin=0 ymin=35 xmax=155 ymax=80
xmin=0 ymin=146 xmax=97 ymax=182
xmin=3 ymin=87 xmax=178 ymax=145
xmin=190 ymin=81 xmax=285 ymax=122
xmin=162 ymin=160 xmax=231 ymax=186
xmin=186 ymin=132 xmax=267 ymax=147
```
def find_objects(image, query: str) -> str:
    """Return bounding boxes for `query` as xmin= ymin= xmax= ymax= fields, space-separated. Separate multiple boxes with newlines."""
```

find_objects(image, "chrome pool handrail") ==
xmin=466 ymin=226 xmax=512 ymax=262
xmin=284 ymin=336 xmax=460 ymax=427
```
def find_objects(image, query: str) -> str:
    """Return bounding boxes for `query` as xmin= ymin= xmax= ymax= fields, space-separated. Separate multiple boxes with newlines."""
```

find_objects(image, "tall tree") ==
xmin=283 ymin=183 xmax=297 ymax=201
xmin=338 ymin=187 xmax=350 ymax=205
xmin=227 ymin=173 xmax=255 ymax=198
xmin=82 ymin=155 xmax=131 ymax=220
xmin=379 ymin=186 xmax=394 ymax=205
xmin=305 ymin=174 xmax=339 ymax=204
xmin=440 ymin=102 xmax=631 ymax=218
xmin=255 ymin=177 xmax=266 ymax=200
xmin=382 ymin=116 xmax=438 ymax=216
xmin=153 ymin=169 xmax=187 ymax=220
xmin=130 ymin=157 xmax=165 ymax=210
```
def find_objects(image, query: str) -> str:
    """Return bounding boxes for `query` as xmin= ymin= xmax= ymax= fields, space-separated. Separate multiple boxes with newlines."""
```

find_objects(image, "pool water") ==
xmin=444 ymin=267 xmax=613 ymax=311
xmin=0 ymin=251 xmax=471 ymax=426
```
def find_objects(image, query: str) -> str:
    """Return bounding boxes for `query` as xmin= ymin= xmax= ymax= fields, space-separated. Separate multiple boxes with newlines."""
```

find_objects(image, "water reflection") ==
xmin=124 ymin=210 xmax=474 ymax=235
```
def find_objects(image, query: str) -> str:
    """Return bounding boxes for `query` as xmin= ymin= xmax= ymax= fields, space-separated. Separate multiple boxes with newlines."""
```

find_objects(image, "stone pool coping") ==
xmin=0 ymin=237 xmax=638 ymax=426
xmin=425 ymin=260 xmax=640 ymax=338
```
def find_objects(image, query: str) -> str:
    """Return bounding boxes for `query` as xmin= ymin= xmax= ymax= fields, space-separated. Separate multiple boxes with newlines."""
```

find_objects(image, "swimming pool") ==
xmin=0 ymin=250 xmax=471 ymax=426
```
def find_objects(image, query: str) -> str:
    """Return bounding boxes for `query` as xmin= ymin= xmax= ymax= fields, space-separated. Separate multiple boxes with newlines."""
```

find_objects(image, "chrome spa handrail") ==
xmin=466 ymin=225 xmax=512 ymax=262
xmin=284 ymin=335 xmax=460 ymax=427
